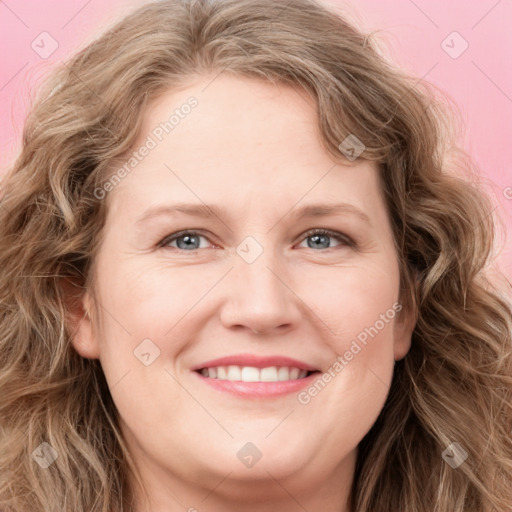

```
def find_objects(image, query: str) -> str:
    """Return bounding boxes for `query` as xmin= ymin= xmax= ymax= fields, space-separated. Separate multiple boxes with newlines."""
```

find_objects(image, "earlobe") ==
xmin=60 ymin=277 xmax=100 ymax=360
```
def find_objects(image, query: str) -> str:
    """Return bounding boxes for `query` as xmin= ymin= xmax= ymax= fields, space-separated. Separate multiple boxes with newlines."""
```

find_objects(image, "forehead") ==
xmin=105 ymin=74 xmax=384 ymax=222
xmin=136 ymin=73 xmax=323 ymax=167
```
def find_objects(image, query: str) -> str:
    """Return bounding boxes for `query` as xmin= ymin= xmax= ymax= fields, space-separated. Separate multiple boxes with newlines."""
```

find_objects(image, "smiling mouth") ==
xmin=195 ymin=365 xmax=319 ymax=382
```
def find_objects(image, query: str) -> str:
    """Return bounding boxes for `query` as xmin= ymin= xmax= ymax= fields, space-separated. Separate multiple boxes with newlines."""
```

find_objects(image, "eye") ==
xmin=158 ymin=230 xmax=213 ymax=251
xmin=157 ymin=228 xmax=354 ymax=253
xmin=297 ymin=229 xmax=354 ymax=250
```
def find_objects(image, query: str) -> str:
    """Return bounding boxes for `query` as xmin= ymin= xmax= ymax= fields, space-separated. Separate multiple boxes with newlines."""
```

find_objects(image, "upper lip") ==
xmin=191 ymin=354 xmax=319 ymax=372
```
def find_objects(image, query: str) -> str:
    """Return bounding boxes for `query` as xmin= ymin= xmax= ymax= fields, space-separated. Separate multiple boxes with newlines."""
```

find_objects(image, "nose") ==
xmin=219 ymin=246 xmax=302 ymax=335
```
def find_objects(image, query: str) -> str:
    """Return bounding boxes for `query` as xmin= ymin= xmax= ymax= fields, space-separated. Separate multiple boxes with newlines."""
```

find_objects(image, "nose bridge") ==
xmin=221 ymin=234 xmax=300 ymax=333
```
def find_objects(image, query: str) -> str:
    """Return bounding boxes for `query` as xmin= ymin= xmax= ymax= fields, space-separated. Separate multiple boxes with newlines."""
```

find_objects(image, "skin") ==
xmin=69 ymin=73 xmax=416 ymax=512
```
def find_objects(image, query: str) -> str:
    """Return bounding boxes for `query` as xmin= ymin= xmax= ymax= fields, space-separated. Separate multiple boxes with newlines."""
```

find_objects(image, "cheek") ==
xmin=298 ymin=261 xmax=400 ymax=419
xmin=90 ymin=262 xmax=197 ymax=420
xmin=91 ymin=259 xmax=224 ymax=393
xmin=95 ymin=258 xmax=207 ymax=334
xmin=298 ymin=260 xmax=400 ymax=408
xmin=307 ymin=259 xmax=400 ymax=348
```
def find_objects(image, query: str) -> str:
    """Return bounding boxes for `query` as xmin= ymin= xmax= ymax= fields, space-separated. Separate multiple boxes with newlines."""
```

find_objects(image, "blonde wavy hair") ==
xmin=1 ymin=0 xmax=511 ymax=511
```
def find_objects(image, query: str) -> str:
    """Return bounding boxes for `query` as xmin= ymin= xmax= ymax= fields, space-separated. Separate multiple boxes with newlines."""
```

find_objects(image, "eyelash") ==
xmin=157 ymin=228 xmax=355 ymax=252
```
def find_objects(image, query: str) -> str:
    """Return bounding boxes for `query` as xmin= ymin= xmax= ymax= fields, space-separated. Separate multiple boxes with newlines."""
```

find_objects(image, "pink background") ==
xmin=1 ymin=0 xmax=511 ymax=280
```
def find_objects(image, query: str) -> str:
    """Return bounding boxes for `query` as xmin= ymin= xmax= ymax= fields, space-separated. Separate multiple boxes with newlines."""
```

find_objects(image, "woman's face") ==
xmin=72 ymin=74 xmax=415 ymax=508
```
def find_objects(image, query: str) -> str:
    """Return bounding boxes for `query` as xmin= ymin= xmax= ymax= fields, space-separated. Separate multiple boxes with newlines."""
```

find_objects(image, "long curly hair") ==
xmin=1 ymin=1 xmax=511 ymax=511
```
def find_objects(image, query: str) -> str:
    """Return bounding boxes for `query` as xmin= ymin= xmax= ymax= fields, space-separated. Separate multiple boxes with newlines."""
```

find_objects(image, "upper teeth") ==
xmin=199 ymin=365 xmax=309 ymax=382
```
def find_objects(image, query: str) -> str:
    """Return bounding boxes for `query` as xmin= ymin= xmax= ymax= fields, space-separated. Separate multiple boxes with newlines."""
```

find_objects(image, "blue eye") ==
xmin=298 ymin=229 xmax=354 ymax=250
xmin=159 ymin=231 xmax=211 ymax=251
xmin=158 ymin=228 xmax=354 ymax=252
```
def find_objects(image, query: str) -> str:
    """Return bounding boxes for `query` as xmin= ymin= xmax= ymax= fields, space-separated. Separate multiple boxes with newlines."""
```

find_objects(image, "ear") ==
xmin=393 ymin=274 xmax=419 ymax=361
xmin=60 ymin=277 xmax=100 ymax=359
xmin=393 ymin=303 xmax=417 ymax=361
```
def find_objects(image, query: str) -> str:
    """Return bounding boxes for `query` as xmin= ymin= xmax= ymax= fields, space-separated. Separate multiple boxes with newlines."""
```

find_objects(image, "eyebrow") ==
xmin=136 ymin=202 xmax=371 ymax=225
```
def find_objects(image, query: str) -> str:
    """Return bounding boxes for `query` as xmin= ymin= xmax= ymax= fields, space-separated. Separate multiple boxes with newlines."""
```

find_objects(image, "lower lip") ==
xmin=193 ymin=371 xmax=320 ymax=398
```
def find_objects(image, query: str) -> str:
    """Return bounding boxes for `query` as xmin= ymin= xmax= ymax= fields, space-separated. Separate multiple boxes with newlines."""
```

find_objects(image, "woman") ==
xmin=1 ymin=0 xmax=511 ymax=511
